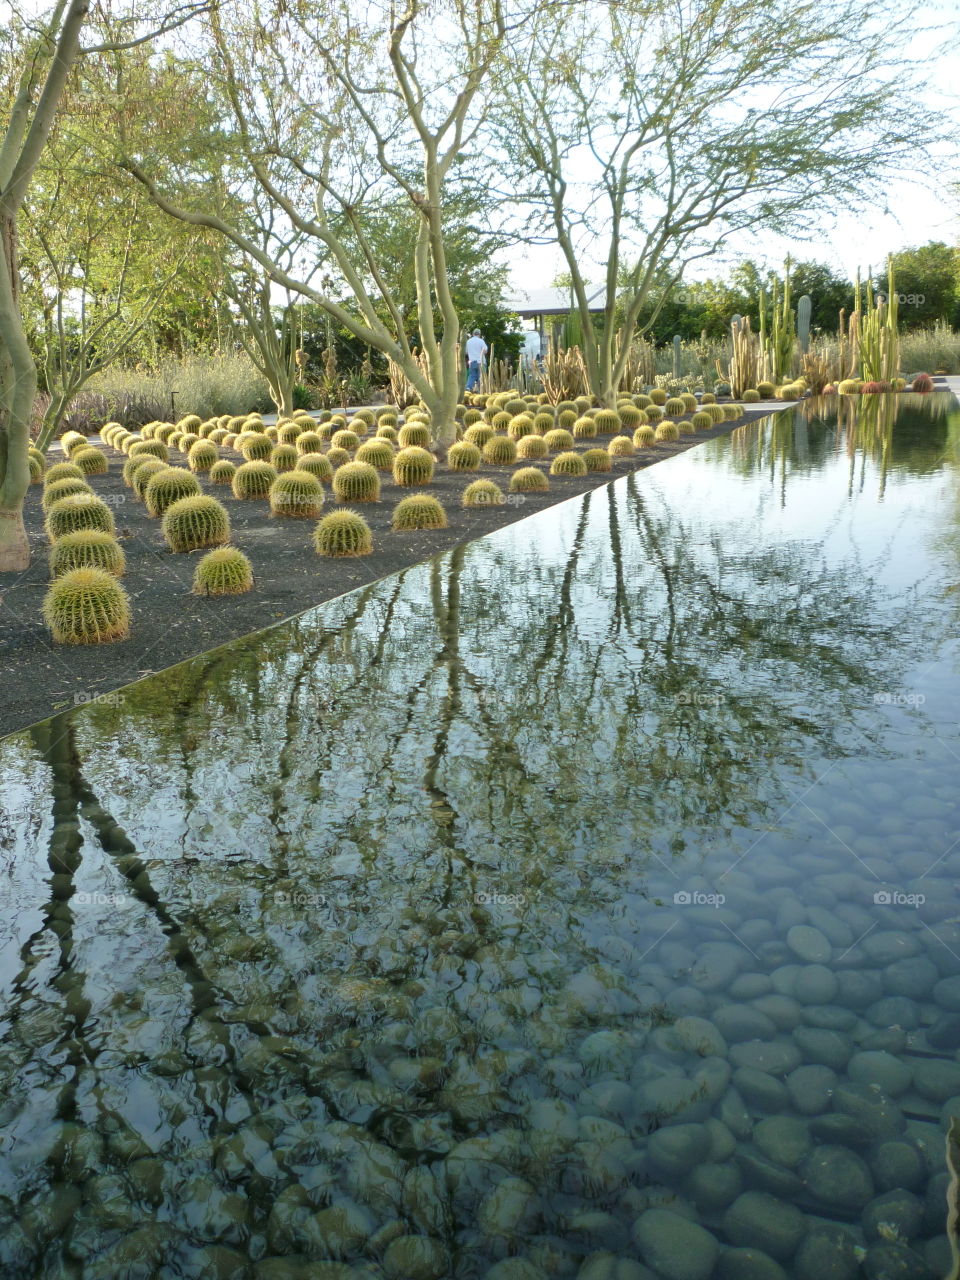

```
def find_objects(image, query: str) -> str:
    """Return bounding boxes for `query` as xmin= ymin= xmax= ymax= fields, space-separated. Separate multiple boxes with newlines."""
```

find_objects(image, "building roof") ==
xmin=504 ymin=285 xmax=607 ymax=317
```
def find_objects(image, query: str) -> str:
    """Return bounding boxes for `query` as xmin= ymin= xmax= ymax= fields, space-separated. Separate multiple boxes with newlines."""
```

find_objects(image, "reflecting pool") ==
xmin=1 ymin=393 xmax=959 ymax=1279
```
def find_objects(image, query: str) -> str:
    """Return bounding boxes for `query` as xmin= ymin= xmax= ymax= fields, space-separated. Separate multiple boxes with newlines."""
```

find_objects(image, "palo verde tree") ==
xmin=124 ymin=0 xmax=511 ymax=446
xmin=0 ymin=0 xmax=211 ymax=571
xmin=495 ymin=0 xmax=939 ymax=406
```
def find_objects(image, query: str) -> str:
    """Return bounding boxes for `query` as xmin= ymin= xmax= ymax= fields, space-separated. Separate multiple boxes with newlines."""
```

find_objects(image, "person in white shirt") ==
xmin=464 ymin=330 xmax=488 ymax=390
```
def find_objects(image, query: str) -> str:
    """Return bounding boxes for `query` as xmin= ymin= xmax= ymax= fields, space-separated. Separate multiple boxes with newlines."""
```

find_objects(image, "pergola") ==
xmin=504 ymin=286 xmax=607 ymax=350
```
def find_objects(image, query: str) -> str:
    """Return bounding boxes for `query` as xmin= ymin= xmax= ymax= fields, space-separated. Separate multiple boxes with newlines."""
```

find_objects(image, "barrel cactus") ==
xmin=189 ymin=546 xmax=253 ymax=597
xmin=144 ymin=468 xmax=202 ymax=517
xmin=510 ymin=467 xmax=549 ymax=492
xmin=376 ymin=424 xmax=399 ymax=442
xmin=582 ymin=448 xmax=612 ymax=473
xmin=664 ymin=398 xmax=686 ymax=417
xmin=210 ymin=459 xmax=237 ymax=485
xmin=608 ymin=435 xmax=635 ymax=457
xmin=42 ymin=478 xmax=92 ymax=513
xmin=326 ymin=446 xmax=351 ymax=469
xmin=645 ymin=405 xmax=665 ymax=423
xmin=270 ymin=470 xmax=325 ymax=518
xmin=398 ymin=423 xmax=432 ymax=449
xmin=131 ymin=459 xmax=168 ymax=499
xmin=332 ymin=460 xmax=380 ymax=503
xmin=297 ymin=453 xmax=334 ymax=483
xmin=296 ymin=431 xmax=323 ymax=455
xmin=129 ymin=439 xmax=168 ymax=462
xmin=543 ymin=428 xmax=574 ymax=452
xmin=890 ymin=377 xmax=907 ymax=391
xmin=633 ymin=425 xmax=656 ymax=447
xmin=161 ymin=495 xmax=230 ymax=552
xmin=60 ymin=430 xmax=87 ymax=456
xmin=239 ymin=433 xmax=273 ymax=461
xmin=483 ymin=436 xmax=518 ymax=465
xmin=550 ymin=451 xmax=588 ymax=476
xmin=742 ymin=389 xmax=761 ymax=403
xmin=277 ymin=423 xmax=301 ymax=445
xmin=704 ymin=403 xmax=726 ymax=423
xmin=700 ymin=392 xmax=717 ymax=404
xmin=72 ymin=447 xmax=109 ymax=475
xmin=154 ymin=424 xmax=177 ymax=445
xmin=178 ymin=432 xmax=201 ymax=452
xmin=462 ymin=479 xmax=505 ymax=508
xmin=49 ymin=530 xmax=126 ymax=579
xmin=912 ymin=373 xmax=934 ymax=393
xmin=678 ymin=419 xmax=696 ymax=434
xmin=490 ymin=411 xmax=512 ymax=432
xmin=681 ymin=393 xmax=698 ymax=412
xmin=391 ymin=495 xmax=448 ymax=531
xmin=393 ymin=446 xmax=436 ymax=487
xmin=617 ymin=405 xmax=644 ymax=429
xmin=45 ymin=493 xmax=115 ymax=541
xmin=691 ymin=411 xmax=714 ymax=430
xmin=355 ymin=439 xmax=395 ymax=470
xmin=188 ymin=441 xmax=219 ymax=473
xmin=756 ymin=381 xmax=775 ymax=397
xmin=723 ymin=404 xmax=742 ymax=420
xmin=43 ymin=567 xmax=130 ymax=644
xmin=314 ymin=509 xmax=373 ymax=557
xmin=377 ymin=409 xmax=399 ymax=425
xmin=447 ymin=442 xmax=482 ymax=471
xmin=464 ymin=425 xmax=494 ymax=448
xmin=572 ymin=417 xmax=598 ymax=439
xmin=176 ymin=414 xmax=203 ymax=432
xmin=331 ymin=430 xmax=361 ymax=453
xmin=517 ymin=434 xmax=548 ymax=460
xmin=556 ymin=409 xmax=577 ymax=430
xmin=269 ymin=444 xmax=298 ymax=472
xmin=837 ymin=379 xmax=860 ymax=395
xmin=634 ymin=394 xmax=652 ymax=409
xmin=647 ymin=388 xmax=667 ymax=406
xmin=655 ymin=422 xmax=680 ymax=441
xmin=123 ymin=454 xmax=151 ymax=486
xmin=45 ymin=461 xmax=85 ymax=485
xmin=507 ymin=415 xmax=537 ymax=439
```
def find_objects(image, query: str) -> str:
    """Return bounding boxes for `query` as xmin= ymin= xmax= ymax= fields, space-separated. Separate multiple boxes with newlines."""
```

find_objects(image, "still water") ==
xmin=1 ymin=393 xmax=959 ymax=1279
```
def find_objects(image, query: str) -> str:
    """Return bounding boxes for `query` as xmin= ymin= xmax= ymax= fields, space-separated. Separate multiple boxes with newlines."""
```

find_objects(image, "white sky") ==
xmin=501 ymin=2 xmax=960 ymax=297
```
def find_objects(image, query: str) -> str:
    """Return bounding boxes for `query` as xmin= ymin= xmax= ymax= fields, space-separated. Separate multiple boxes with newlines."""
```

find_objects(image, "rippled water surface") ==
xmin=2 ymin=393 xmax=960 ymax=1280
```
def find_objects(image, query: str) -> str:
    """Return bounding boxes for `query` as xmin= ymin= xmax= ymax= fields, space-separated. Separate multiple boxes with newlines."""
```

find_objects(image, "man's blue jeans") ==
xmin=466 ymin=360 xmax=481 ymax=390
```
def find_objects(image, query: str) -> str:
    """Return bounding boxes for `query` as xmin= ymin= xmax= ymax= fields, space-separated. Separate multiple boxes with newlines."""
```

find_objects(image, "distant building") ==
xmin=505 ymin=285 xmax=607 ymax=351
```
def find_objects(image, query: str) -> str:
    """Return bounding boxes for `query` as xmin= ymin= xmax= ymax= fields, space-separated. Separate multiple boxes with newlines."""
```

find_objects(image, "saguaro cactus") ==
xmin=797 ymin=296 xmax=812 ymax=354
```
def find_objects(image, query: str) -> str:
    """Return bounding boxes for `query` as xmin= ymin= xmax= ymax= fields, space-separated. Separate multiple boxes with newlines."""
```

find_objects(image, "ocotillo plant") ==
xmin=672 ymin=334 xmax=682 ymax=380
xmin=859 ymin=257 xmax=900 ymax=383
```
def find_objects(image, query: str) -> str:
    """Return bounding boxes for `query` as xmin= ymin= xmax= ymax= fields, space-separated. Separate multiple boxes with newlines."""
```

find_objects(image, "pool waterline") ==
xmin=1 ymin=393 xmax=959 ymax=1278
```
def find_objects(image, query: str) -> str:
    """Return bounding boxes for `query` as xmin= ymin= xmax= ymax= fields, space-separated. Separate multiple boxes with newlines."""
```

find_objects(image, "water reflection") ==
xmin=1 ymin=397 xmax=959 ymax=1278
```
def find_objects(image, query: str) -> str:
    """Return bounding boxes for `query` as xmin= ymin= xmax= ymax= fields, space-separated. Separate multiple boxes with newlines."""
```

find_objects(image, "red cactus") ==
xmin=861 ymin=381 xmax=891 ymax=393
xmin=911 ymin=373 xmax=934 ymax=393
xmin=823 ymin=384 xmax=837 ymax=395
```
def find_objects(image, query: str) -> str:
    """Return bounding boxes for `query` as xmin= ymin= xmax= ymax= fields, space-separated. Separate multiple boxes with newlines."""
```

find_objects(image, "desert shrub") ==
xmin=87 ymin=352 xmax=271 ymax=419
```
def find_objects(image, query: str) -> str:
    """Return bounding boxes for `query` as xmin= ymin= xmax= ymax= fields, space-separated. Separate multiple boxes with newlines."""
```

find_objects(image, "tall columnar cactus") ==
xmin=859 ymin=257 xmax=900 ymax=384
xmin=759 ymin=257 xmax=796 ymax=383
xmin=797 ymin=295 xmax=812 ymax=354
xmin=716 ymin=316 xmax=760 ymax=398
xmin=672 ymin=334 xmax=682 ymax=381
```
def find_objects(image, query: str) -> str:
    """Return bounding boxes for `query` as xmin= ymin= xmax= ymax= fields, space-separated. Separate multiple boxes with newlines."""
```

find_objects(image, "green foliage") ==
xmin=43 ymin=568 xmax=131 ymax=645
xmin=582 ymin=448 xmax=612 ymax=472
xmin=87 ymin=355 xmax=272 ymax=420
xmin=270 ymin=470 xmax=325 ymax=518
xmin=313 ymin=509 xmax=373 ymax=557
xmin=72 ymin=447 xmax=109 ymax=475
xmin=483 ymin=436 xmax=518 ymax=465
xmin=462 ymin=478 xmax=505 ymax=507
xmin=144 ymin=468 xmax=203 ymax=517
xmin=391 ymin=495 xmax=448 ymax=530
xmin=332 ymin=461 xmax=381 ymax=503
xmin=161 ymin=495 xmax=231 ymax=552
xmin=192 ymin=546 xmax=254 ymax=596
xmin=45 ymin=493 xmax=116 ymax=542
xmin=550 ymin=451 xmax=588 ymax=476
xmin=188 ymin=441 xmax=219 ymax=472
xmin=210 ymin=459 xmax=238 ymax=485
xmin=446 ymin=442 xmax=482 ymax=471
xmin=608 ymin=435 xmax=635 ymax=456
xmin=231 ymin=461 xmax=279 ymax=499
xmin=517 ymin=434 xmax=549 ymax=460
xmin=393 ymin=446 xmax=436 ymax=487
xmin=49 ymin=531 xmax=126 ymax=579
